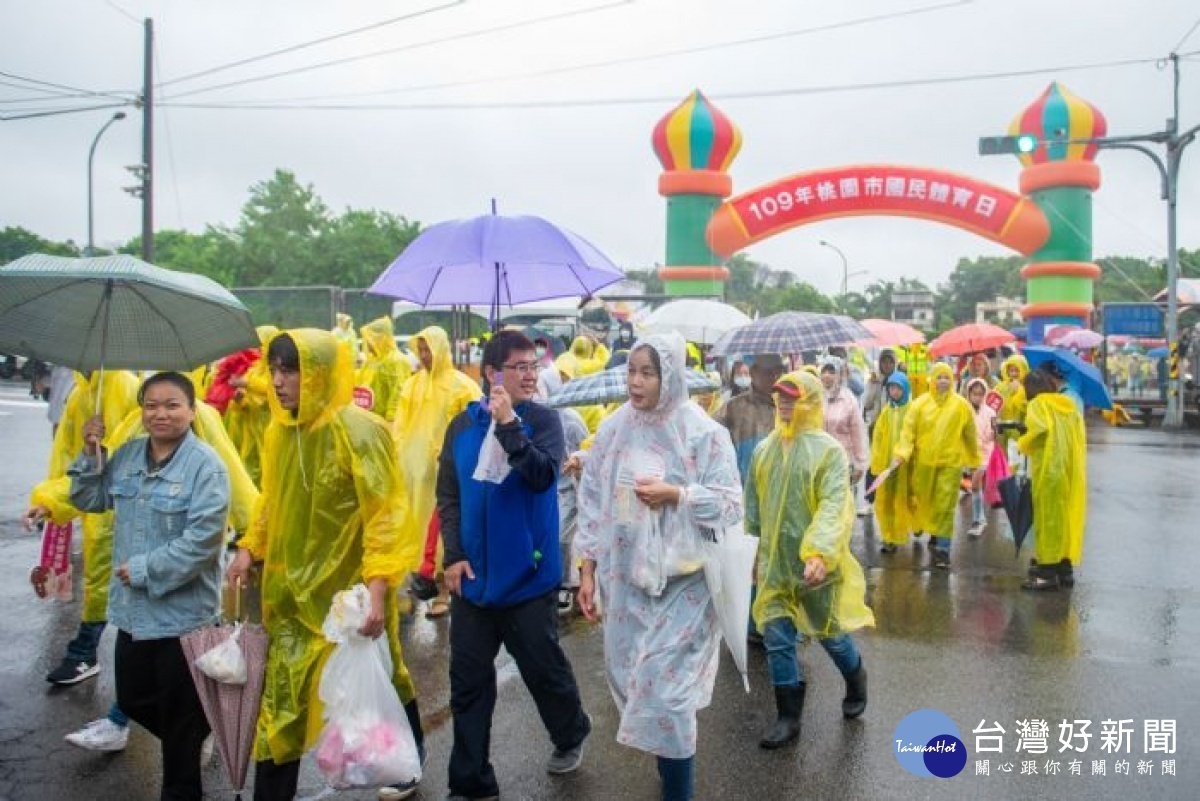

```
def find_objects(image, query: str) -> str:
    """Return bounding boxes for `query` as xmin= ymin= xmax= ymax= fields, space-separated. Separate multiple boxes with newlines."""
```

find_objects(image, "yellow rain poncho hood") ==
xmin=1018 ymin=393 xmax=1087 ymax=566
xmin=997 ymin=354 xmax=1030 ymax=434
xmin=223 ymin=325 xmax=278 ymax=487
xmin=241 ymin=328 xmax=415 ymax=764
xmin=392 ymin=326 xmax=480 ymax=544
xmin=355 ymin=315 xmax=412 ymax=421
xmin=747 ymin=370 xmax=874 ymax=637
xmin=569 ymin=335 xmax=610 ymax=377
xmin=31 ymin=369 xmax=140 ymax=622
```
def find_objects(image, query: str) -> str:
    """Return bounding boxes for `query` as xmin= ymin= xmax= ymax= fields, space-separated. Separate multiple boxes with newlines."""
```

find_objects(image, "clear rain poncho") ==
xmin=575 ymin=332 xmax=742 ymax=759
xmin=746 ymin=371 xmax=875 ymax=638
xmin=895 ymin=363 xmax=982 ymax=538
xmin=868 ymin=372 xmax=917 ymax=546
xmin=1018 ymin=392 xmax=1087 ymax=566
xmin=238 ymin=329 xmax=416 ymax=765
xmin=30 ymin=370 xmax=140 ymax=621
xmin=356 ymin=316 xmax=412 ymax=422
xmin=391 ymin=326 xmax=480 ymax=546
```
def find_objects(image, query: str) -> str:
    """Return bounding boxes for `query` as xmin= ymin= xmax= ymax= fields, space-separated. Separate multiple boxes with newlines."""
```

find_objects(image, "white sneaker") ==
xmin=65 ymin=718 xmax=129 ymax=752
xmin=201 ymin=733 xmax=216 ymax=766
xmin=968 ymin=521 xmax=986 ymax=538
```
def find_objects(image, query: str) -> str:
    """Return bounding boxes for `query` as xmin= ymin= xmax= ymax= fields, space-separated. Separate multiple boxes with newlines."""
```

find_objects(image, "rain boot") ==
xmin=1056 ymin=559 xmax=1075 ymax=588
xmin=759 ymin=684 xmax=805 ymax=749
xmin=842 ymin=660 xmax=867 ymax=719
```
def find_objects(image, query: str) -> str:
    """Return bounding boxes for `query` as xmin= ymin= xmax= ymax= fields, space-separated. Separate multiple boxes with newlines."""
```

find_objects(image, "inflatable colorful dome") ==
xmin=1008 ymin=82 xmax=1107 ymax=167
xmin=652 ymin=89 xmax=742 ymax=173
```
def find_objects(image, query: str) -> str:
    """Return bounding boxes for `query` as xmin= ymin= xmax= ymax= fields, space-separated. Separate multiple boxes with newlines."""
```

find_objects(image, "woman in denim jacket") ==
xmin=70 ymin=371 xmax=230 ymax=801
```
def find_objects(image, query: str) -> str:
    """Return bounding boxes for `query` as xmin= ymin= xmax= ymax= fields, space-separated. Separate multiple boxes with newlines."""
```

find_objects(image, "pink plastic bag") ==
xmin=983 ymin=445 xmax=1009 ymax=508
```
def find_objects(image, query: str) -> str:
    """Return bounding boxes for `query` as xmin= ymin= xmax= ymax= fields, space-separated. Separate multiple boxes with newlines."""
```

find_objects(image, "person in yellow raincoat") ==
xmin=870 ymin=372 xmax=918 ymax=553
xmin=356 ymin=315 xmax=412 ymax=422
xmin=225 ymin=329 xmax=426 ymax=799
xmin=892 ymin=362 xmax=981 ymax=569
xmin=395 ymin=326 xmax=481 ymax=615
xmin=24 ymin=371 xmax=140 ymax=685
xmin=565 ymin=335 xmax=611 ymax=433
xmin=1017 ymin=369 xmax=1087 ymax=591
xmin=331 ymin=312 xmax=360 ymax=365
xmin=995 ymin=353 xmax=1029 ymax=450
xmin=746 ymin=371 xmax=874 ymax=749
xmin=223 ymin=325 xmax=278 ymax=487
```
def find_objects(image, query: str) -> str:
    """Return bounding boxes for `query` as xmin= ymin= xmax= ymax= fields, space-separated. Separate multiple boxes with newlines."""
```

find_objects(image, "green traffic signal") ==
xmin=978 ymin=134 xmax=1039 ymax=156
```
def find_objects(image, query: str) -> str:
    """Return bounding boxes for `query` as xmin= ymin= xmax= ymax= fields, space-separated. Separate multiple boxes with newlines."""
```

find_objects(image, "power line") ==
xmin=0 ymin=101 xmax=132 ymax=122
xmin=193 ymin=0 xmax=973 ymax=106
xmin=159 ymin=53 xmax=1164 ymax=113
xmin=103 ymin=0 xmax=142 ymax=26
xmin=164 ymin=0 xmax=635 ymax=101
xmin=0 ymin=70 xmax=133 ymax=102
xmin=1172 ymin=14 xmax=1200 ymax=53
xmin=158 ymin=0 xmax=467 ymax=89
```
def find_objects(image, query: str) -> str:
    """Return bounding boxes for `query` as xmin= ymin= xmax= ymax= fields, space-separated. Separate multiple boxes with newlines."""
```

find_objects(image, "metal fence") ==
xmin=230 ymin=286 xmax=392 ymax=330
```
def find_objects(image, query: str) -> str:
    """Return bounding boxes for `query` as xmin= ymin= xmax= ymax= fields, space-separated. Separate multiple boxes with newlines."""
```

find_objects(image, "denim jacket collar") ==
xmin=125 ymin=429 xmax=199 ymax=482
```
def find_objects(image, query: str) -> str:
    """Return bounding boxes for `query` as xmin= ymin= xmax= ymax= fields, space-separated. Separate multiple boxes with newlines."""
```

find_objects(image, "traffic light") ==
xmin=978 ymin=134 xmax=1038 ymax=156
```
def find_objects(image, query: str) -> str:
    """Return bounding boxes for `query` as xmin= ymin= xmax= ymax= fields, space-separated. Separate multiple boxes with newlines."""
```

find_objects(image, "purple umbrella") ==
xmin=369 ymin=212 xmax=624 ymax=325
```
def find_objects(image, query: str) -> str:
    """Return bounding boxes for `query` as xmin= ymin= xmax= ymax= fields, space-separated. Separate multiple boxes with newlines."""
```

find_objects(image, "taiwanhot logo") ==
xmin=893 ymin=709 xmax=968 ymax=778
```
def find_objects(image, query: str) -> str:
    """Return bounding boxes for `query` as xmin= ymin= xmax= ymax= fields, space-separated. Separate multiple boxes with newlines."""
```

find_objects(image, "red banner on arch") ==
xmin=707 ymin=165 xmax=1049 ymax=257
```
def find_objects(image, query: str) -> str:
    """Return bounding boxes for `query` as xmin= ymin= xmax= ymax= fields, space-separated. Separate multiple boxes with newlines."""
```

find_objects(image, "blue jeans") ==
xmin=107 ymin=701 xmax=129 ymax=727
xmin=763 ymin=617 xmax=860 ymax=687
xmin=972 ymin=490 xmax=985 ymax=523
xmin=933 ymin=536 xmax=952 ymax=553
xmin=657 ymin=755 xmax=694 ymax=801
xmin=65 ymin=620 xmax=106 ymax=663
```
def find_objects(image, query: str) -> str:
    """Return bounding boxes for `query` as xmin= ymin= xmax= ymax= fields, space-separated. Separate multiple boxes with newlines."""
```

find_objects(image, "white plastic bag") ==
xmin=314 ymin=585 xmax=421 ymax=790
xmin=472 ymin=420 xmax=512 ymax=484
xmin=193 ymin=623 xmax=248 ymax=685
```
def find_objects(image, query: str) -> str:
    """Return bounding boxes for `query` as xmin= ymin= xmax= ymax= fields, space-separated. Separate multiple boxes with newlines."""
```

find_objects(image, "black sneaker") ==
xmin=931 ymin=549 xmax=951 ymax=570
xmin=46 ymin=658 xmax=100 ymax=685
xmin=547 ymin=713 xmax=591 ymax=774
xmin=408 ymin=573 xmax=440 ymax=602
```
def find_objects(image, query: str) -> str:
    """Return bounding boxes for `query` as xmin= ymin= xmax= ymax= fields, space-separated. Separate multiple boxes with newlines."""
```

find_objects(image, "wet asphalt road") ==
xmin=2 ymin=380 xmax=1199 ymax=800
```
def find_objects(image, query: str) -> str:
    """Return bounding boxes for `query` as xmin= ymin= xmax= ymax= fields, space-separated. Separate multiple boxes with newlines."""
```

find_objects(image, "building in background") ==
xmin=976 ymin=296 xmax=1025 ymax=326
xmin=891 ymin=290 xmax=936 ymax=331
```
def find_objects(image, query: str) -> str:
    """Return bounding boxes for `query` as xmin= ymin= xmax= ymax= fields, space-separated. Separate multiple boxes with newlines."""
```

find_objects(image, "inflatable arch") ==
xmin=652 ymin=85 xmax=1107 ymax=344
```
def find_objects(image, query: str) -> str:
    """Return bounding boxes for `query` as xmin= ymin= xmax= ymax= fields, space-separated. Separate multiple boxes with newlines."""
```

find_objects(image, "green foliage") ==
xmin=934 ymin=255 xmax=1025 ymax=326
xmin=0 ymin=226 xmax=79 ymax=262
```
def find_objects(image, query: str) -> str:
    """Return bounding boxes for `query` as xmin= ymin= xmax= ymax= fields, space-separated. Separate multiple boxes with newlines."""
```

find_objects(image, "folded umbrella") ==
xmin=1023 ymin=345 xmax=1113 ymax=410
xmin=546 ymin=365 xmax=719 ymax=408
xmin=702 ymin=524 xmax=759 ymax=693
xmin=997 ymin=472 xmax=1034 ymax=557
xmin=710 ymin=311 xmax=871 ymax=357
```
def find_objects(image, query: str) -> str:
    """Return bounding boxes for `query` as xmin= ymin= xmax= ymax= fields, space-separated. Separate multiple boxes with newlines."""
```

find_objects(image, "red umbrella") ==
xmin=927 ymin=323 xmax=1015 ymax=358
xmin=855 ymin=318 xmax=926 ymax=347
xmin=182 ymin=616 xmax=268 ymax=798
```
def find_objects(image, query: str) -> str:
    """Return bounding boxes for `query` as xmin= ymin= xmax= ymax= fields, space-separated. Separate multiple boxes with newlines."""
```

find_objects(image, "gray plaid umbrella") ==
xmin=547 ymin=366 xmax=719 ymax=408
xmin=710 ymin=311 xmax=872 ymax=357
xmin=0 ymin=254 xmax=257 ymax=372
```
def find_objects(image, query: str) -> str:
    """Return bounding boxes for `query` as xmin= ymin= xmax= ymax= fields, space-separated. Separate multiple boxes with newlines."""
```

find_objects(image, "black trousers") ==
xmin=114 ymin=630 xmax=211 ymax=801
xmin=448 ymin=591 xmax=590 ymax=797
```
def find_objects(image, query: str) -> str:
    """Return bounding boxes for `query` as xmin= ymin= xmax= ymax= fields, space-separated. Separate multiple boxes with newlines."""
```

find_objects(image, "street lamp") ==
xmin=87 ymin=111 xmax=127 ymax=256
xmin=819 ymin=239 xmax=864 ymax=299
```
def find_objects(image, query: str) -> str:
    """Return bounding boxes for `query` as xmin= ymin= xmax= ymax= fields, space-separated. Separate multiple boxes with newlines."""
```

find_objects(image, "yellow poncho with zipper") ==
xmin=238 ymin=329 xmax=417 ymax=765
xmin=894 ymin=363 xmax=981 ymax=539
xmin=996 ymin=354 xmax=1029 ymax=449
xmin=356 ymin=315 xmax=412 ymax=422
xmin=30 ymin=370 xmax=140 ymax=622
xmin=1018 ymin=392 xmax=1087 ymax=567
xmin=391 ymin=326 xmax=479 ymax=550
xmin=746 ymin=371 xmax=875 ymax=638
xmin=223 ymin=325 xmax=278 ymax=487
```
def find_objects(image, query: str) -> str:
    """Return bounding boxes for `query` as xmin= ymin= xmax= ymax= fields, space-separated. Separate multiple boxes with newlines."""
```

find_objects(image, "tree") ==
xmin=935 ymin=256 xmax=1025 ymax=326
xmin=122 ymin=228 xmax=237 ymax=284
xmin=0 ymin=226 xmax=79 ymax=262
xmin=319 ymin=209 xmax=421 ymax=288
xmin=231 ymin=169 xmax=332 ymax=286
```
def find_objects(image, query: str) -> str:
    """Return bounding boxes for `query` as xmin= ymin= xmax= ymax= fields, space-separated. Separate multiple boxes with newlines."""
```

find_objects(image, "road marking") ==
xmin=0 ymin=399 xmax=45 ymax=409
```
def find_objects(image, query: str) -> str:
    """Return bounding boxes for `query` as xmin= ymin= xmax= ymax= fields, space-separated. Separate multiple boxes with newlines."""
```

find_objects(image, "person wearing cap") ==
xmin=746 ymin=371 xmax=873 ymax=749
xmin=713 ymin=354 xmax=785 ymax=483
xmin=891 ymin=363 xmax=982 ymax=569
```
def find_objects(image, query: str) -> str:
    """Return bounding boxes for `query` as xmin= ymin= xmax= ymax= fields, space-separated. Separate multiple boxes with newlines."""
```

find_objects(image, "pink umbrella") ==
xmin=1056 ymin=329 xmax=1104 ymax=350
xmin=928 ymin=323 xmax=1015 ymax=358
xmin=855 ymin=318 xmax=926 ymax=347
xmin=182 ymin=622 xmax=268 ymax=798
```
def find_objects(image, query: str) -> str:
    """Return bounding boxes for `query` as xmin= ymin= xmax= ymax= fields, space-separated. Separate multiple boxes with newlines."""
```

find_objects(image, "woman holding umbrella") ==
xmin=1017 ymin=369 xmax=1088 ymax=590
xmin=892 ymin=363 xmax=982 ymax=569
xmin=575 ymin=332 xmax=742 ymax=801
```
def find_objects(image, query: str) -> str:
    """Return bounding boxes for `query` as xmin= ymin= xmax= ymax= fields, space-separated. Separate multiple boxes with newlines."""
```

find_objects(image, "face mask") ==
xmin=536 ymin=347 xmax=547 ymax=358
xmin=733 ymin=375 xmax=751 ymax=389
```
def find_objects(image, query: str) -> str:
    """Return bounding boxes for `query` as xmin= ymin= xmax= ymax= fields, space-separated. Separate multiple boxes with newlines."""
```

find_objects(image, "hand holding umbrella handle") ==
xmin=81 ymin=415 xmax=105 ymax=461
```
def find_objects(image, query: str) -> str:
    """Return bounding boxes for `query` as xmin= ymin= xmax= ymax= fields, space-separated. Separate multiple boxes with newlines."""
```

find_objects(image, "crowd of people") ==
xmin=19 ymin=313 xmax=1090 ymax=801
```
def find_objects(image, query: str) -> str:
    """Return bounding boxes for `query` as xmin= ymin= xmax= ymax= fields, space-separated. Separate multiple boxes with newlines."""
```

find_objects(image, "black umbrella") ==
xmin=997 ymin=473 xmax=1034 ymax=556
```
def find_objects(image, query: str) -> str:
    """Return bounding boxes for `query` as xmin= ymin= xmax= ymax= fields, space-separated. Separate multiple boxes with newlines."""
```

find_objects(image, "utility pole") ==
xmin=141 ymin=17 xmax=154 ymax=263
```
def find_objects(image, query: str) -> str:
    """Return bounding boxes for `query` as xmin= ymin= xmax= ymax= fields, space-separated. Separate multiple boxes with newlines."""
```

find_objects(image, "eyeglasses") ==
xmin=500 ymin=361 xmax=540 ymax=375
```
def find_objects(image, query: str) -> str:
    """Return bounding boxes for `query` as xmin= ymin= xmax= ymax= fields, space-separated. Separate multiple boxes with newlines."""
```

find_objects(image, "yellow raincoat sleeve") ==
xmin=894 ymin=395 xmax=923 ymax=463
xmin=348 ymin=411 xmax=413 ymax=584
xmin=798 ymin=444 xmax=854 ymax=569
xmin=193 ymin=401 xmax=259 ymax=534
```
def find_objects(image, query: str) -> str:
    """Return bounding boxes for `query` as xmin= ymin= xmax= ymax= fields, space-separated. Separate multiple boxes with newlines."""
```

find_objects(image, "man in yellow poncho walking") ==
xmin=357 ymin=315 xmax=412 ymax=423
xmin=1017 ymin=369 xmax=1087 ymax=591
xmin=870 ymin=372 xmax=918 ymax=553
xmin=746 ymin=371 xmax=875 ymax=750
xmin=893 ymin=362 xmax=981 ymax=570
xmin=226 ymin=330 xmax=425 ymax=799
xmin=395 ymin=326 xmax=481 ymax=613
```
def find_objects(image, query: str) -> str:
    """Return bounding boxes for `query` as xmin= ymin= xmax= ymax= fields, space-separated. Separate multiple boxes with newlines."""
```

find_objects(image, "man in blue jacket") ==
xmin=437 ymin=329 xmax=591 ymax=801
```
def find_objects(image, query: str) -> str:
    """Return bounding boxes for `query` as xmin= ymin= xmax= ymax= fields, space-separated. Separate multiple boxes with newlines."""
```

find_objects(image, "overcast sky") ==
xmin=3 ymin=0 xmax=1198 ymax=297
